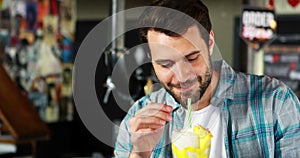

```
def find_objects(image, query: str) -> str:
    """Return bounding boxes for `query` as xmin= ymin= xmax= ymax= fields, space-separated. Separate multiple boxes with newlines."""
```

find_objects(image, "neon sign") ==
xmin=240 ymin=7 xmax=277 ymax=50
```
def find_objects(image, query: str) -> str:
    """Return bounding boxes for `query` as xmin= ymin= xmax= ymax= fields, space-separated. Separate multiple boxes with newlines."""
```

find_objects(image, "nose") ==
xmin=172 ymin=61 xmax=193 ymax=82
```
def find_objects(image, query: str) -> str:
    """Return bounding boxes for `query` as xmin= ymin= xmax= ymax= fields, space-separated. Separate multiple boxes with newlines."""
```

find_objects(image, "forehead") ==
xmin=147 ymin=25 xmax=207 ymax=59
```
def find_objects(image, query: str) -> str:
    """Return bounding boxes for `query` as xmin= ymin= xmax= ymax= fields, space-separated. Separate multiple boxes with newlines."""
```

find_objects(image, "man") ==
xmin=114 ymin=0 xmax=300 ymax=157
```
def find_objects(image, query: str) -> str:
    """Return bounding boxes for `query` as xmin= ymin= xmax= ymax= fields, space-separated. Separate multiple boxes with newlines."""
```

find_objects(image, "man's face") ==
xmin=148 ymin=25 xmax=213 ymax=106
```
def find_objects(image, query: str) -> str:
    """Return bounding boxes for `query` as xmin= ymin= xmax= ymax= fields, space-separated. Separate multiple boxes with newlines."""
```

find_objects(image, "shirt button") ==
xmin=178 ymin=108 xmax=183 ymax=113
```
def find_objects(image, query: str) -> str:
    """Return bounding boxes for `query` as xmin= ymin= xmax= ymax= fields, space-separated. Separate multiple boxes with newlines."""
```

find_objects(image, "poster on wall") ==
xmin=240 ymin=6 xmax=277 ymax=50
xmin=0 ymin=0 xmax=76 ymax=122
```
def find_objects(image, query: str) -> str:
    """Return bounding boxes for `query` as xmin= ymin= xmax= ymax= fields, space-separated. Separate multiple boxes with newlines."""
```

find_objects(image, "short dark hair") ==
xmin=139 ymin=0 xmax=212 ymax=47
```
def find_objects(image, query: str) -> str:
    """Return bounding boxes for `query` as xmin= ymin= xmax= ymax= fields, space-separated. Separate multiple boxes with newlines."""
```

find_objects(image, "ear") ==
xmin=209 ymin=31 xmax=215 ymax=56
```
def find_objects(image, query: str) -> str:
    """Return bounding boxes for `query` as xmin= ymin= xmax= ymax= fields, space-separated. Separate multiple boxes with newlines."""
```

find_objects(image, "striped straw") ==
xmin=187 ymin=98 xmax=192 ymax=129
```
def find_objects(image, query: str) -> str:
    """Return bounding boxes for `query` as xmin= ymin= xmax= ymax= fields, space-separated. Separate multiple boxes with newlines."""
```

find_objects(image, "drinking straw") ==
xmin=187 ymin=98 xmax=192 ymax=128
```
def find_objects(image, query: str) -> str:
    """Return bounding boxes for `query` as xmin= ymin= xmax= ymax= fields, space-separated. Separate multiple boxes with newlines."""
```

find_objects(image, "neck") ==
xmin=192 ymin=70 xmax=219 ymax=111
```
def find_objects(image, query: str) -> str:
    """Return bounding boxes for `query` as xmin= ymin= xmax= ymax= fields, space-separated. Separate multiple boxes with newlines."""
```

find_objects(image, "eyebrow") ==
xmin=185 ymin=51 xmax=201 ymax=58
xmin=154 ymin=50 xmax=201 ymax=64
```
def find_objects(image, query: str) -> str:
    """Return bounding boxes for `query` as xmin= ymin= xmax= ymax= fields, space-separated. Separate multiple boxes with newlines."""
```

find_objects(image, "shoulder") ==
xmin=234 ymin=72 xmax=290 ymax=94
xmin=231 ymin=72 xmax=299 ymax=109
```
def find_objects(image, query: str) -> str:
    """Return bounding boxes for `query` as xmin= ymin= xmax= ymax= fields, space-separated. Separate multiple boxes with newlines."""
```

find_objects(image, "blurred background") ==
xmin=0 ymin=0 xmax=299 ymax=157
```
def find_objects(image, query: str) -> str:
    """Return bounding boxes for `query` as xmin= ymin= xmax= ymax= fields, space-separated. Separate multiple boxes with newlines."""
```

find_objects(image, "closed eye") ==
xmin=155 ymin=60 xmax=175 ymax=68
xmin=186 ymin=51 xmax=201 ymax=62
xmin=187 ymin=54 xmax=199 ymax=62
xmin=160 ymin=61 xmax=174 ymax=68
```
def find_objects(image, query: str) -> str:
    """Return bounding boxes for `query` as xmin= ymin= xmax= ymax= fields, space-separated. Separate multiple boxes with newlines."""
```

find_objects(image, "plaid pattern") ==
xmin=114 ymin=61 xmax=300 ymax=158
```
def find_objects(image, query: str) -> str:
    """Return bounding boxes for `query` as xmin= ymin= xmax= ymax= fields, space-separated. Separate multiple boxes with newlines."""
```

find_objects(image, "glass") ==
xmin=171 ymin=125 xmax=212 ymax=158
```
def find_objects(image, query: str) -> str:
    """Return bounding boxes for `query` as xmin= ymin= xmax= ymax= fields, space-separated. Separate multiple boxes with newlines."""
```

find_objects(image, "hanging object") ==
xmin=103 ymin=0 xmax=126 ymax=104
xmin=288 ymin=0 xmax=300 ymax=8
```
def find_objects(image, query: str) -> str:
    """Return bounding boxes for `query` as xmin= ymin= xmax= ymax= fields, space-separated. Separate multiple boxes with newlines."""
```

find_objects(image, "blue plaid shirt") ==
xmin=114 ymin=61 xmax=300 ymax=158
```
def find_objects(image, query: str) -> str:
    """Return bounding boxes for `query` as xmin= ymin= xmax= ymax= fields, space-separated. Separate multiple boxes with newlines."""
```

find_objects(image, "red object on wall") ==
xmin=288 ymin=0 xmax=300 ymax=8
xmin=50 ymin=0 xmax=58 ymax=15
xmin=269 ymin=0 xmax=274 ymax=9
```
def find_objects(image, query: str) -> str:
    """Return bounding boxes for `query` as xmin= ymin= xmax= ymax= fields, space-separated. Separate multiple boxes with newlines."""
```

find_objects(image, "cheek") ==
xmin=153 ymin=66 xmax=173 ymax=83
xmin=189 ymin=63 xmax=209 ymax=79
xmin=192 ymin=57 xmax=210 ymax=75
xmin=193 ymin=64 xmax=206 ymax=74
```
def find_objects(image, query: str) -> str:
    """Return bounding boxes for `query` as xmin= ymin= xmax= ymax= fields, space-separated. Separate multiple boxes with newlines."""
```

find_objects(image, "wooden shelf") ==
xmin=0 ymin=64 xmax=50 ymax=145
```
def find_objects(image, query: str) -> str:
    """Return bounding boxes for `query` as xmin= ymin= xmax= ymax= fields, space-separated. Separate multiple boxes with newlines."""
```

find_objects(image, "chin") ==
xmin=172 ymin=89 xmax=201 ymax=106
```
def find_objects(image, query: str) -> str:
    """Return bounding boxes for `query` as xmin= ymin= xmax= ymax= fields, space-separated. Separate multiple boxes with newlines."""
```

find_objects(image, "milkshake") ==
xmin=171 ymin=125 xmax=212 ymax=158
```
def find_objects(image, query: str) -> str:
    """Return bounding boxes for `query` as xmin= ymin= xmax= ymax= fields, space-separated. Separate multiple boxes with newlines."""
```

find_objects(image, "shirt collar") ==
xmin=165 ymin=92 xmax=181 ymax=111
xmin=212 ymin=60 xmax=236 ymax=101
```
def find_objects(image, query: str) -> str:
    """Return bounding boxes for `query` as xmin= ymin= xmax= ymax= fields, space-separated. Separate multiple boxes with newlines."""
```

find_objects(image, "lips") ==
xmin=173 ymin=81 xmax=197 ymax=92
xmin=180 ymin=83 xmax=196 ymax=91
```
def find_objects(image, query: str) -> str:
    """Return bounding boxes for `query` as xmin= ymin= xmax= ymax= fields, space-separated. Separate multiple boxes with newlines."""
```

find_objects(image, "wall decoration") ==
xmin=0 ymin=0 xmax=76 ymax=123
xmin=288 ymin=0 xmax=300 ymax=8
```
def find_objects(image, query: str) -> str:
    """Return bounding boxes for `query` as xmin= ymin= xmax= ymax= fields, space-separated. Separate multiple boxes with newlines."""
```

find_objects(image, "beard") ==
xmin=163 ymin=70 xmax=212 ymax=107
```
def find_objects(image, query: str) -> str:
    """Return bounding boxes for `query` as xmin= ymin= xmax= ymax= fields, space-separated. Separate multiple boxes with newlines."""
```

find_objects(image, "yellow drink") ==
xmin=171 ymin=125 xmax=212 ymax=158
